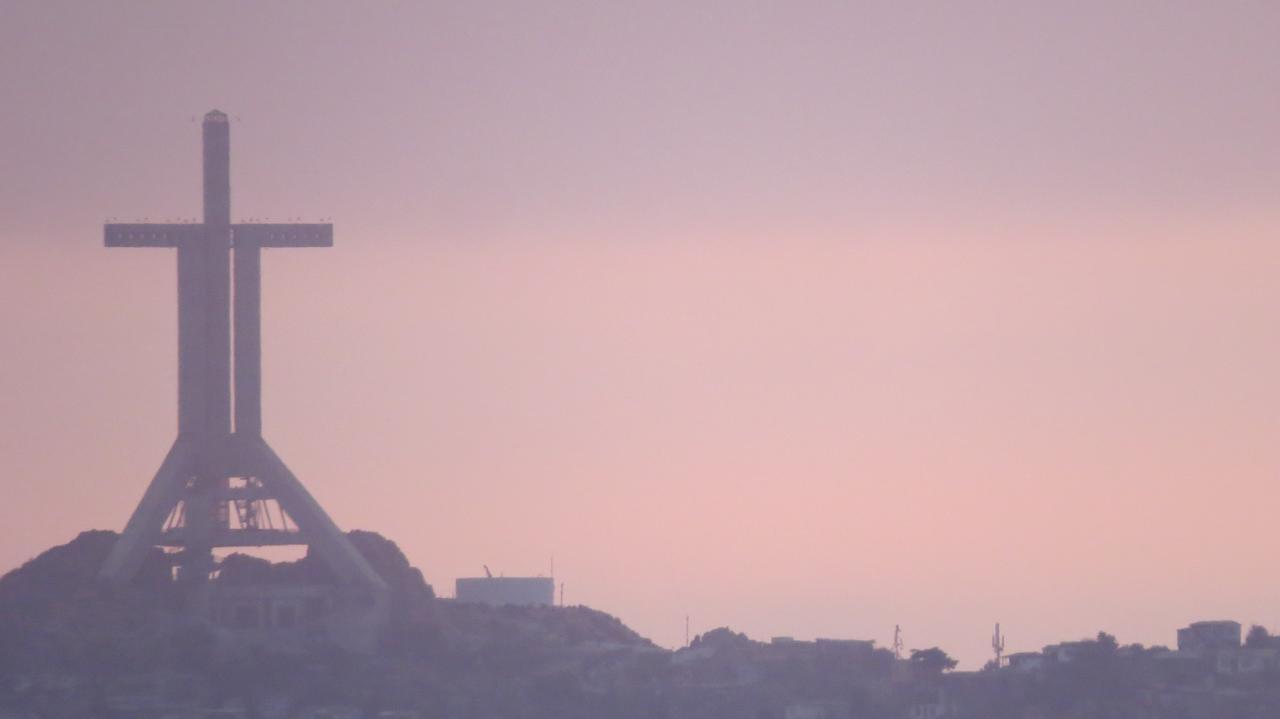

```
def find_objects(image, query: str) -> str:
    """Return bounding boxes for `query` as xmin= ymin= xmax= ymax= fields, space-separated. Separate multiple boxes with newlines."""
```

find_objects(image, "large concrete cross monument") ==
xmin=99 ymin=111 xmax=386 ymax=612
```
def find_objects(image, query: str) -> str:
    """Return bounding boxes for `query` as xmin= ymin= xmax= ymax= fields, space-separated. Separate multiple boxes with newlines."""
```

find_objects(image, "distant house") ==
xmin=1042 ymin=641 xmax=1095 ymax=664
xmin=761 ymin=636 xmax=880 ymax=668
xmin=1152 ymin=650 xmax=1211 ymax=684
xmin=1216 ymin=648 xmax=1279 ymax=675
xmin=762 ymin=637 xmax=810 ymax=664
xmin=1006 ymin=652 xmax=1045 ymax=673
xmin=1239 ymin=648 xmax=1280 ymax=674
xmin=907 ymin=688 xmax=957 ymax=719
xmin=1177 ymin=621 xmax=1241 ymax=654
xmin=815 ymin=638 xmax=875 ymax=650
xmin=814 ymin=637 xmax=877 ymax=662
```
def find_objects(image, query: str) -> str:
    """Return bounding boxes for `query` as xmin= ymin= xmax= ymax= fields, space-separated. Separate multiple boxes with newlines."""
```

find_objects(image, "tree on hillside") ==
xmin=909 ymin=647 xmax=957 ymax=676
xmin=1095 ymin=631 xmax=1118 ymax=654
xmin=690 ymin=627 xmax=754 ymax=650
xmin=1246 ymin=625 xmax=1272 ymax=648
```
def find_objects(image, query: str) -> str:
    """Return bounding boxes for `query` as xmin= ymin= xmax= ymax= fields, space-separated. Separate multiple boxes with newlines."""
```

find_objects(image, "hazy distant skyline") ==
xmin=4 ymin=1 xmax=1280 ymax=667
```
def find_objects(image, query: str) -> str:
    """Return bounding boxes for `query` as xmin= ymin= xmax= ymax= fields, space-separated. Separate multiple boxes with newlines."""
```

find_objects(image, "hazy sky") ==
xmin=3 ymin=1 xmax=1280 ymax=667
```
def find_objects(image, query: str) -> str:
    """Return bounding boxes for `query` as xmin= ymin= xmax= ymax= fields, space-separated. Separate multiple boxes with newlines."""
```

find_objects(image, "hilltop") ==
xmin=5 ymin=533 xmax=1280 ymax=718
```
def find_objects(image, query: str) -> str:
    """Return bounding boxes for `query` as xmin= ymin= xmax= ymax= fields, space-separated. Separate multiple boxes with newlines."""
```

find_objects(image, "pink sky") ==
xmin=3 ymin=1 xmax=1280 ymax=666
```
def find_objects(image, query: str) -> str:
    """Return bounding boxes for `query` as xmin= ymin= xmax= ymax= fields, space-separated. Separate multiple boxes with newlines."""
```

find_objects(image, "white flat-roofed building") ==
xmin=455 ymin=576 xmax=555 ymax=607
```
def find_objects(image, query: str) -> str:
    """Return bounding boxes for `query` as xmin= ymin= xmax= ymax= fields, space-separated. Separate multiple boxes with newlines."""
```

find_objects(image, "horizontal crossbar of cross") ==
xmin=104 ymin=223 xmax=333 ymax=248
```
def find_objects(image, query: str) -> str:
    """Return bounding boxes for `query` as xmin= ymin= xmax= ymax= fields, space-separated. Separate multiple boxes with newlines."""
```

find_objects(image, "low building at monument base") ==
xmin=206 ymin=582 xmax=387 ymax=654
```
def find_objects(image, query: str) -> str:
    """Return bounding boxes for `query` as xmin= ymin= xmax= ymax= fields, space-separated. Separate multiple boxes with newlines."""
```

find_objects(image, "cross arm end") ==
xmin=104 ymin=223 xmax=199 ymax=248
xmin=233 ymin=223 xmax=333 ymax=248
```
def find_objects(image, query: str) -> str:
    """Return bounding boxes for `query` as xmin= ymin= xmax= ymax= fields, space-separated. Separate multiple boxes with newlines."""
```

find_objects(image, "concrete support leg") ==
xmin=251 ymin=438 xmax=387 ymax=595
xmin=99 ymin=438 xmax=193 ymax=583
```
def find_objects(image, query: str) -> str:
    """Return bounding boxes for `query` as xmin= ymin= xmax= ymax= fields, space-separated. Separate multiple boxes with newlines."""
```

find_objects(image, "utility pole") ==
xmin=992 ymin=623 xmax=1006 ymax=670
xmin=893 ymin=625 xmax=904 ymax=660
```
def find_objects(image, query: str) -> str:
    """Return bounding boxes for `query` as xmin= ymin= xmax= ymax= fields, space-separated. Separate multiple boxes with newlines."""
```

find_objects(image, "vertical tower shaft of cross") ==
xmin=234 ymin=218 xmax=262 ymax=437
xmin=177 ymin=112 xmax=233 ymax=442
xmin=201 ymin=112 xmax=233 ymax=442
xmin=175 ymin=112 xmax=234 ymax=580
